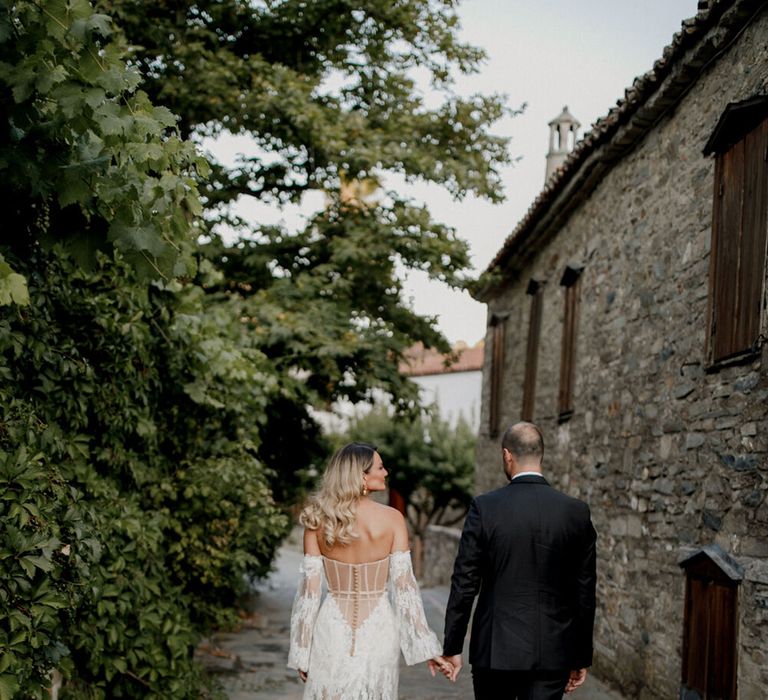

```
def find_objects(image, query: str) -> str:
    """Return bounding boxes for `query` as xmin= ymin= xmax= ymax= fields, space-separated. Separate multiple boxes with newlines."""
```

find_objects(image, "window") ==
xmin=488 ymin=314 xmax=506 ymax=437
xmin=704 ymin=98 xmax=768 ymax=365
xmin=521 ymin=280 xmax=543 ymax=421
xmin=680 ymin=547 xmax=741 ymax=700
xmin=558 ymin=266 xmax=582 ymax=421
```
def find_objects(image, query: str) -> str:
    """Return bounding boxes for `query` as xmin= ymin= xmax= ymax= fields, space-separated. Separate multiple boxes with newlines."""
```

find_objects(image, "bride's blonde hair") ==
xmin=300 ymin=442 xmax=377 ymax=548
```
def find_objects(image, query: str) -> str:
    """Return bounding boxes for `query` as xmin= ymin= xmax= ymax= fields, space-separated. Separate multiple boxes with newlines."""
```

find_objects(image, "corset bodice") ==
xmin=322 ymin=556 xmax=390 ymax=654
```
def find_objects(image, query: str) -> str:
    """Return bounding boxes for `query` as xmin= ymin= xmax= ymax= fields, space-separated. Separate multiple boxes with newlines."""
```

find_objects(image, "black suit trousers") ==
xmin=472 ymin=668 xmax=569 ymax=700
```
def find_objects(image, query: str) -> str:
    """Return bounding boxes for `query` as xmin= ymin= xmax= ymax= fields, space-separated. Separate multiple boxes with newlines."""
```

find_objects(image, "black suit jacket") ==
xmin=443 ymin=474 xmax=597 ymax=671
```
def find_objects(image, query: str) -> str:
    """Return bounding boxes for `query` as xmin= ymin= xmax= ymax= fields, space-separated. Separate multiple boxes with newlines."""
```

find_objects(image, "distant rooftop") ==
xmin=399 ymin=341 xmax=484 ymax=377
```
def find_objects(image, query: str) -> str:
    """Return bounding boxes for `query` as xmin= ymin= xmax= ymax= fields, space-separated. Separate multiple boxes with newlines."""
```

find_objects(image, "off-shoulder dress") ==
xmin=287 ymin=550 xmax=442 ymax=700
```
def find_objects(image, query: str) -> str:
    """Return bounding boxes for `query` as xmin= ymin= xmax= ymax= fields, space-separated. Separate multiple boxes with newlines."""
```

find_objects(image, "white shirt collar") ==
xmin=511 ymin=471 xmax=544 ymax=480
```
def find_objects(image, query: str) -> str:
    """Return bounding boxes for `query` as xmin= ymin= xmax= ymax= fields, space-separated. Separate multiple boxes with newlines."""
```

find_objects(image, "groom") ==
xmin=442 ymin=421 xmax=597 ymax=699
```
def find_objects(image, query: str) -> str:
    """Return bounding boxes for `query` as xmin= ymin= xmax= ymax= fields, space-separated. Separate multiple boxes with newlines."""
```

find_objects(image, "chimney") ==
xmin=545 ymin=106 xmax=580 ymax=183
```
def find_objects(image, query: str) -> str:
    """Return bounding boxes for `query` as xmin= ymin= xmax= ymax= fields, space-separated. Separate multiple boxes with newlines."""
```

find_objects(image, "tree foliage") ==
xmin=1 ymin=0 xmax=510 ymax=694
xmin=98 ymin=0 xmax=513 ymax=509
xmin=102 ymin=0 xmax=510 ymax=201
xmin=0 ymin=2 xmax=286 ymax=696
xmin=101 ymin=0 xmax=514 ymax=409
xmin=1 ymin=249 xmax=289 ymax=698
xmin=0 ymin=0 xmax=206 ymax=279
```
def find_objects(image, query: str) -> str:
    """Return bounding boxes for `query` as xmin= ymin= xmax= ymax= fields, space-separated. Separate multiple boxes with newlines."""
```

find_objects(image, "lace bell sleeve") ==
xmin=287 ymin=554 xmax=324 ymax=672
xmin=389 ymin=550 xmax=442 ymax=665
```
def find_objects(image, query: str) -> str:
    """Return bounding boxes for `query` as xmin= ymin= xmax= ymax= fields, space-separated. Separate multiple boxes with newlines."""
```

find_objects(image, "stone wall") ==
xmin=476 ymin=9 xmax=768 ymax=699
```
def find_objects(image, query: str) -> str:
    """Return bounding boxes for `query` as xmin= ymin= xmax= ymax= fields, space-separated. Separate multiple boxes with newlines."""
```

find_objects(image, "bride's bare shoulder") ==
xmin=357 ymin=500 xmax=406 ymax=531
xmin=364 ymin=500 xmax=405 ymax=520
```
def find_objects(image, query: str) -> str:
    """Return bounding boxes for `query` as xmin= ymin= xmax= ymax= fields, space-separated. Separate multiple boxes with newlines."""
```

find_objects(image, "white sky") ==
xmin=208 ymin=0 xmax=698 ymax=346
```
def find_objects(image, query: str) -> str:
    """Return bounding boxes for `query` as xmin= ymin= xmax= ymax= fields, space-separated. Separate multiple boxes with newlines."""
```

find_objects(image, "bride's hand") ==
xmin=428 ymin=656 xmax=453 ymax=679
xmin=299 ymin=670 xmax=308 ymax=683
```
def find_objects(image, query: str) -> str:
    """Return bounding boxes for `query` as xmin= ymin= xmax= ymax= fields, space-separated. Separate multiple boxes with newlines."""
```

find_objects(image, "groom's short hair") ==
xmin=502 ymin=422 xmax=544 ymax=464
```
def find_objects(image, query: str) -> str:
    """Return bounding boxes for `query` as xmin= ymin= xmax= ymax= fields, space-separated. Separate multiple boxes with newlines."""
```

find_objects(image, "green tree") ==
xmin=99 ymin=0 xmax=515 ymax=410
xmin=0 ymin=0 xmax=510 ymax=693
xmin=342 ymin=405 xmax=475 ymax=577
xmin=94 ymin=0 xmax=515 ymax=507
xmin=0 ymin=1 xmax=286 ymax=696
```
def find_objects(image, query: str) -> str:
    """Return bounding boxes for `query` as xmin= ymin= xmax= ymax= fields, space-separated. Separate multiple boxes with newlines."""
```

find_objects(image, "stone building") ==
xmin=473 ymin=1 xmax=768 ymax=698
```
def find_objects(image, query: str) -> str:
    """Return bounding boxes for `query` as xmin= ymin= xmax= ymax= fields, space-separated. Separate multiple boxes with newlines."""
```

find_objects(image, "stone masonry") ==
xmin=473 ymin=3 xmax=768 ymax=698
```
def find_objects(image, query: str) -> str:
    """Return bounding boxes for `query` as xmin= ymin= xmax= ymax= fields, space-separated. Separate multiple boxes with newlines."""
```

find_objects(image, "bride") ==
xmin=288 ymin=442 xmax=452 ymax=699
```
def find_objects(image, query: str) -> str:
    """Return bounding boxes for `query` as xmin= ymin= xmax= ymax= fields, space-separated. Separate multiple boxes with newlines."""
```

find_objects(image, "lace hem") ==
xmin=304 ymin=667 xmax=399 ymax=700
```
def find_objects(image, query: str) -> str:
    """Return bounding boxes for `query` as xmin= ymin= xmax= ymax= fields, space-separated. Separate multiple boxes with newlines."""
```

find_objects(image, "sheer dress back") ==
xmin=323 ymin=557 xmax=389 ymax=655
xmin=288 ymin=550 xmax=442 ymax=700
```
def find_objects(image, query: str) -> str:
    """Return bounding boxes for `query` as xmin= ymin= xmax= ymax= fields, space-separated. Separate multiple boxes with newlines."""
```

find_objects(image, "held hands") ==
xmin=428 ymin=656 xmax=452 ymax=680
xmin=428 ymin=654 xmax=462 ymax=682
xmin=565 ymin=668 xmax=588 ymax=693
xmin=445 ymin=654 xmax=463 ymax=682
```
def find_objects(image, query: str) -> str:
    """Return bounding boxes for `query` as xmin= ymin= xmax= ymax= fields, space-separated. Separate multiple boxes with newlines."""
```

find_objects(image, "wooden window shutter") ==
xmin=707 ymin=112 xmax=768 ymax=364
xmin=488 ymin=314 xmax=506 ymax=437
xmin=737 ymin=118 xmax=768 ymax=349
xmin=558 ymin=266 xmax=582 ymax=421
xmin=680 ymin=548 xmax=741 ymax=700
xmin=521 ymin=281 xmax=543 ymax=422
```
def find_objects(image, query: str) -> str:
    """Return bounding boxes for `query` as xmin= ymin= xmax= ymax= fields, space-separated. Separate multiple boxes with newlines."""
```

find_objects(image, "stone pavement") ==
xmin=196 ymin=543 xmax=625 ymax=700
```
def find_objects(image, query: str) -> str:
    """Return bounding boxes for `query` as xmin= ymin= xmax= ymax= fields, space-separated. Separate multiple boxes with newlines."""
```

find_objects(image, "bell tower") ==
xmin=545 ymin=106 xmax=580 ymax=183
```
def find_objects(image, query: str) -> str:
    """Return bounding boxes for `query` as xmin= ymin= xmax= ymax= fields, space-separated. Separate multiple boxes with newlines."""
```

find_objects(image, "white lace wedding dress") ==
xmin=287 ymin=550 xmax=442 ymax=700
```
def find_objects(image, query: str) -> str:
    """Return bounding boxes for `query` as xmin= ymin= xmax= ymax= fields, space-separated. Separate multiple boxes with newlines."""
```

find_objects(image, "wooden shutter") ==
xmin=681 ymin=556 xmax=739 ymax=700
xmin=488 ymin=316 xmax=506 ymax=437
xmin=708 ymin=115 xmax=768 ymax=363
xmin=737 ymin=118 xmax=768 ymax=350
xmin=558 ymin=267 xmax=581 ymax=420
xmin=521 ymin=281 xmax=543 ymax=421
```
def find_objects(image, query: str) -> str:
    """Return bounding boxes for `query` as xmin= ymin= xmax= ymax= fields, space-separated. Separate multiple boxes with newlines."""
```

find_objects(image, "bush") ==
xmin=0 ymin=251 xmax=288 ymax=699
xmin=1 ymin=1 xmax=289 ymax=694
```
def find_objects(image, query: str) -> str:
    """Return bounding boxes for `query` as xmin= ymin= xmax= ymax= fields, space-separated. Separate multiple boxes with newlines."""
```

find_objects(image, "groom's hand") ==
xmin=428 ymin=657 xmax=452 ymax=679
xmin=445 ymin=654 xmax=463 ymax=682
xmin=565 ymin=668 xmax=587 ymax=693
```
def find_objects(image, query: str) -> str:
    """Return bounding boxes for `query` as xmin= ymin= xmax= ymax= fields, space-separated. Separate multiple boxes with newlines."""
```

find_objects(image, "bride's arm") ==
xmin=389 ymin=513 xmax=444 ymax=666
xmin=287 ymin=529 xmax=324 ymax=677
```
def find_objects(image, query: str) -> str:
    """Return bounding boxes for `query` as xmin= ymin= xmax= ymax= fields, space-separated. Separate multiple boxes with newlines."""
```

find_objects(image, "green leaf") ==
xmin=83 ymin=87 xmax=107 ymax=109
xmin=108 ymin=222 xmax=168 ymax=258
xmin=0 ymin=256 xmax=29 ymax=307
xmin=88 ymin=13 xmax=113 ymax=38
xmin=151 ymin=106 xmax=178 ymax=128
xmin=93 ymin=102 xmax=131 ymax=135
xmin=96 ymin=67 xmax=128 ymax=94
xmin=58 ymin=174 xmax=92 ymax=208
xmin=53 ymin=82 xmax=86 ymax=119
xmin=0 ymin=674 xmax=19 ymax=700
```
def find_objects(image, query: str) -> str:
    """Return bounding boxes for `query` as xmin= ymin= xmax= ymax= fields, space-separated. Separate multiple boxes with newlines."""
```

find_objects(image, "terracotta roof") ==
xmin=399 ymin=341 xmax=484 ymax=377
xmin=475 ymin=0 xmax=765 ymax=300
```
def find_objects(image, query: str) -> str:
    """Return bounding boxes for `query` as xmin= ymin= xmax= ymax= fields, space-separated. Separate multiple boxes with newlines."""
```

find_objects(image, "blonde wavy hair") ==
xmin=300 ymin=442 xmax=377 ymax=548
